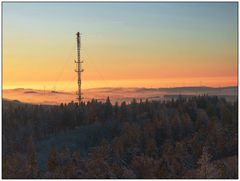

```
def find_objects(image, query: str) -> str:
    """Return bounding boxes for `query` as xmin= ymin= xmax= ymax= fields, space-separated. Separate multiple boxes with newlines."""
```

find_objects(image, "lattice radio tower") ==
xmin=75 ymin=32 xmax=83 ymax=103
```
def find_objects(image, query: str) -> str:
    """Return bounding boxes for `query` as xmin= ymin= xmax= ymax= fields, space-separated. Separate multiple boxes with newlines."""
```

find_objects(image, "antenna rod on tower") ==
xmin=75 ymin=32 xmax=83 ymax=103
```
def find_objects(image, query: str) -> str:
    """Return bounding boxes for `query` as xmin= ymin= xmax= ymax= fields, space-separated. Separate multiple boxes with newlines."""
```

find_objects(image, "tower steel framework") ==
xmin=75 ymin=32 xmax=83 ymax=103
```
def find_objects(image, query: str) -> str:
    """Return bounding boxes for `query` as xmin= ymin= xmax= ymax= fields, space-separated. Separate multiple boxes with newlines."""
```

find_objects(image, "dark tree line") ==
xmin=2 ymin=95 xmax=238 ymax=178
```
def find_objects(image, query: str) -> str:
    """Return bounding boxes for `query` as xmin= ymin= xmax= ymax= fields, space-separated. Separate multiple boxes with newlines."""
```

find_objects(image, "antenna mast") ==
xmin=75 ymin=32 xmax=83 ymax=103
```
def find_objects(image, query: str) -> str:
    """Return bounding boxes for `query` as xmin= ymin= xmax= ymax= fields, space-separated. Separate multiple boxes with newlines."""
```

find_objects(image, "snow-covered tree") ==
xmin=197 ymin=146 xmax=220 ymax=178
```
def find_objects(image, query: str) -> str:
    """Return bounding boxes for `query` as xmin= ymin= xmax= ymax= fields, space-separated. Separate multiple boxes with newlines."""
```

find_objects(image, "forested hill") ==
xmin=2 ymin=95 xmax=238 ymax=178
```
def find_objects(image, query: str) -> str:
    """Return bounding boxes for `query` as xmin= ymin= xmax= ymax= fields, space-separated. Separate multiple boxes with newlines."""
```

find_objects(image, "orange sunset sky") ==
xmin=3 ymin=3 xmax=238 ymax=91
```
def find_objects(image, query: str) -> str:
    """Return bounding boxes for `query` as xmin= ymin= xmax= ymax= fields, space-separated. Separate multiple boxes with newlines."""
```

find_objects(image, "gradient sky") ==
xmin=3 ymin=2 xmax=238 ymax=90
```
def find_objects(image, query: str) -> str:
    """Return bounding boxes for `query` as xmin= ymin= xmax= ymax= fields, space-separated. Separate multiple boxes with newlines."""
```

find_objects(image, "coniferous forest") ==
xmin=2 ymin=96 xmax=238 ymax=178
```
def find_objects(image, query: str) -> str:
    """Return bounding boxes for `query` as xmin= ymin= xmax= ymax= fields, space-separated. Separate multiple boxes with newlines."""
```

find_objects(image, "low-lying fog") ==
xmin=3 ymin=86 xmax=237 ymax=105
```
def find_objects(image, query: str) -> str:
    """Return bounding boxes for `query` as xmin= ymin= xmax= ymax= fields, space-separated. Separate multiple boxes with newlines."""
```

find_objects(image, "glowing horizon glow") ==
xmin=3 ymin=76 xmax=237 ymax=92
xmin=3 ymin=2 xmax=237 ymax=91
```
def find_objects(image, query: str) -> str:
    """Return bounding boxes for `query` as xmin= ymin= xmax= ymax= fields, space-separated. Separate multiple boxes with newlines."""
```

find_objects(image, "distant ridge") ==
xmin=3 ymin=86 xmax=237 ymax=92
xmin=86 ymin=86 xmax=237 ymax=93
xmin=4 ymin=88 xmax=71 ymax=95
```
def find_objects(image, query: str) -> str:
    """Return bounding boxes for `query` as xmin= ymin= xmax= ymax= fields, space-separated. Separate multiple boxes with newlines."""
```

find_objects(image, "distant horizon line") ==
xmin=3 ymin=76 xmax=237 ymax=91
xmin=3 ymin=85 xmax=238 ymax=92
